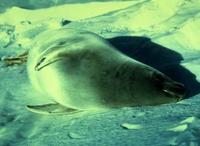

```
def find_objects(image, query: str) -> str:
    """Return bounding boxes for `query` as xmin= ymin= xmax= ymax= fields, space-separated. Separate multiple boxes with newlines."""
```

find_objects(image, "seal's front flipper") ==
xmin=2 ymin=50 xmax=28 ymax=66
xmin=26 ymin=103 xmax=80 ymax=115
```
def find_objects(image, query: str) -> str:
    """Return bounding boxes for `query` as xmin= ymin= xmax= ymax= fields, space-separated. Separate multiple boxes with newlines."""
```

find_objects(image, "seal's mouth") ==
xmin=162 ymin=82 xmax=185 ymax=101
xmin=152 ymin=72 xmax=186 ymax=101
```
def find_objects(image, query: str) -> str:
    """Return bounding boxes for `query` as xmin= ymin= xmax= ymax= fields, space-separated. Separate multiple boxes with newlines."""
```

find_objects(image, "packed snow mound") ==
xmin=0 ymin=0 xmax=200 ymax=146
xmin=0 ymin=1 xmax=139 ymax=23
xmin=0 ymin=0 xmax=134 ymax=10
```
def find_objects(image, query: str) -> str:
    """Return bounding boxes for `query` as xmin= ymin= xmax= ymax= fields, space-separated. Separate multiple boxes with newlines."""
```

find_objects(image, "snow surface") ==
xmin=0 ymin=0 xmax=200 ymax=146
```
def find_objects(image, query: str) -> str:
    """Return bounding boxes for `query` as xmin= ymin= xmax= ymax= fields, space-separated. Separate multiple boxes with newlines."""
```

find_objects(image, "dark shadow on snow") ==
xmin=107 ymin=36 xmax=200 ymax=98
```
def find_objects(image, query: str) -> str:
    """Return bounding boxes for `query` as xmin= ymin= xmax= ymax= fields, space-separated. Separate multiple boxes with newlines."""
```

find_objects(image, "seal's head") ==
xmin=92 ymin=60 xmax=186 ymax=107
xmin=150 ymin=71 xmax=185 ymax=102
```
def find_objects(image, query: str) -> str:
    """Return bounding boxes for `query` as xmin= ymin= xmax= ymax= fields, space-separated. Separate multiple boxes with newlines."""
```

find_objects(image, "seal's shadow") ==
xmin=107 ymin=36 xmax=200 ymax=98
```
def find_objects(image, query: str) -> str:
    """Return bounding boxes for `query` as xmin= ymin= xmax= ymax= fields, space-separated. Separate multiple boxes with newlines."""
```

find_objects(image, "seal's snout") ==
xmin=153 ymin=72 xmax=186 ymax=100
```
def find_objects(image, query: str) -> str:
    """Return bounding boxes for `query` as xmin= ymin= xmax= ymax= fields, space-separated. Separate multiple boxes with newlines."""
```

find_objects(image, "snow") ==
xmin=0 ymin=0 xmax=200 ymax=146
xmin=121 ymin=123 xmax=142 ymax=130
xmin=0 ymin=1 xmax=138 ymax=24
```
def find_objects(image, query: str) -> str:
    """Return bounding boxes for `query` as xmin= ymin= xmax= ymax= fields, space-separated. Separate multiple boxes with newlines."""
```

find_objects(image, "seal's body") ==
xmin=27 ymin=28 xmax=185 ymax=114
